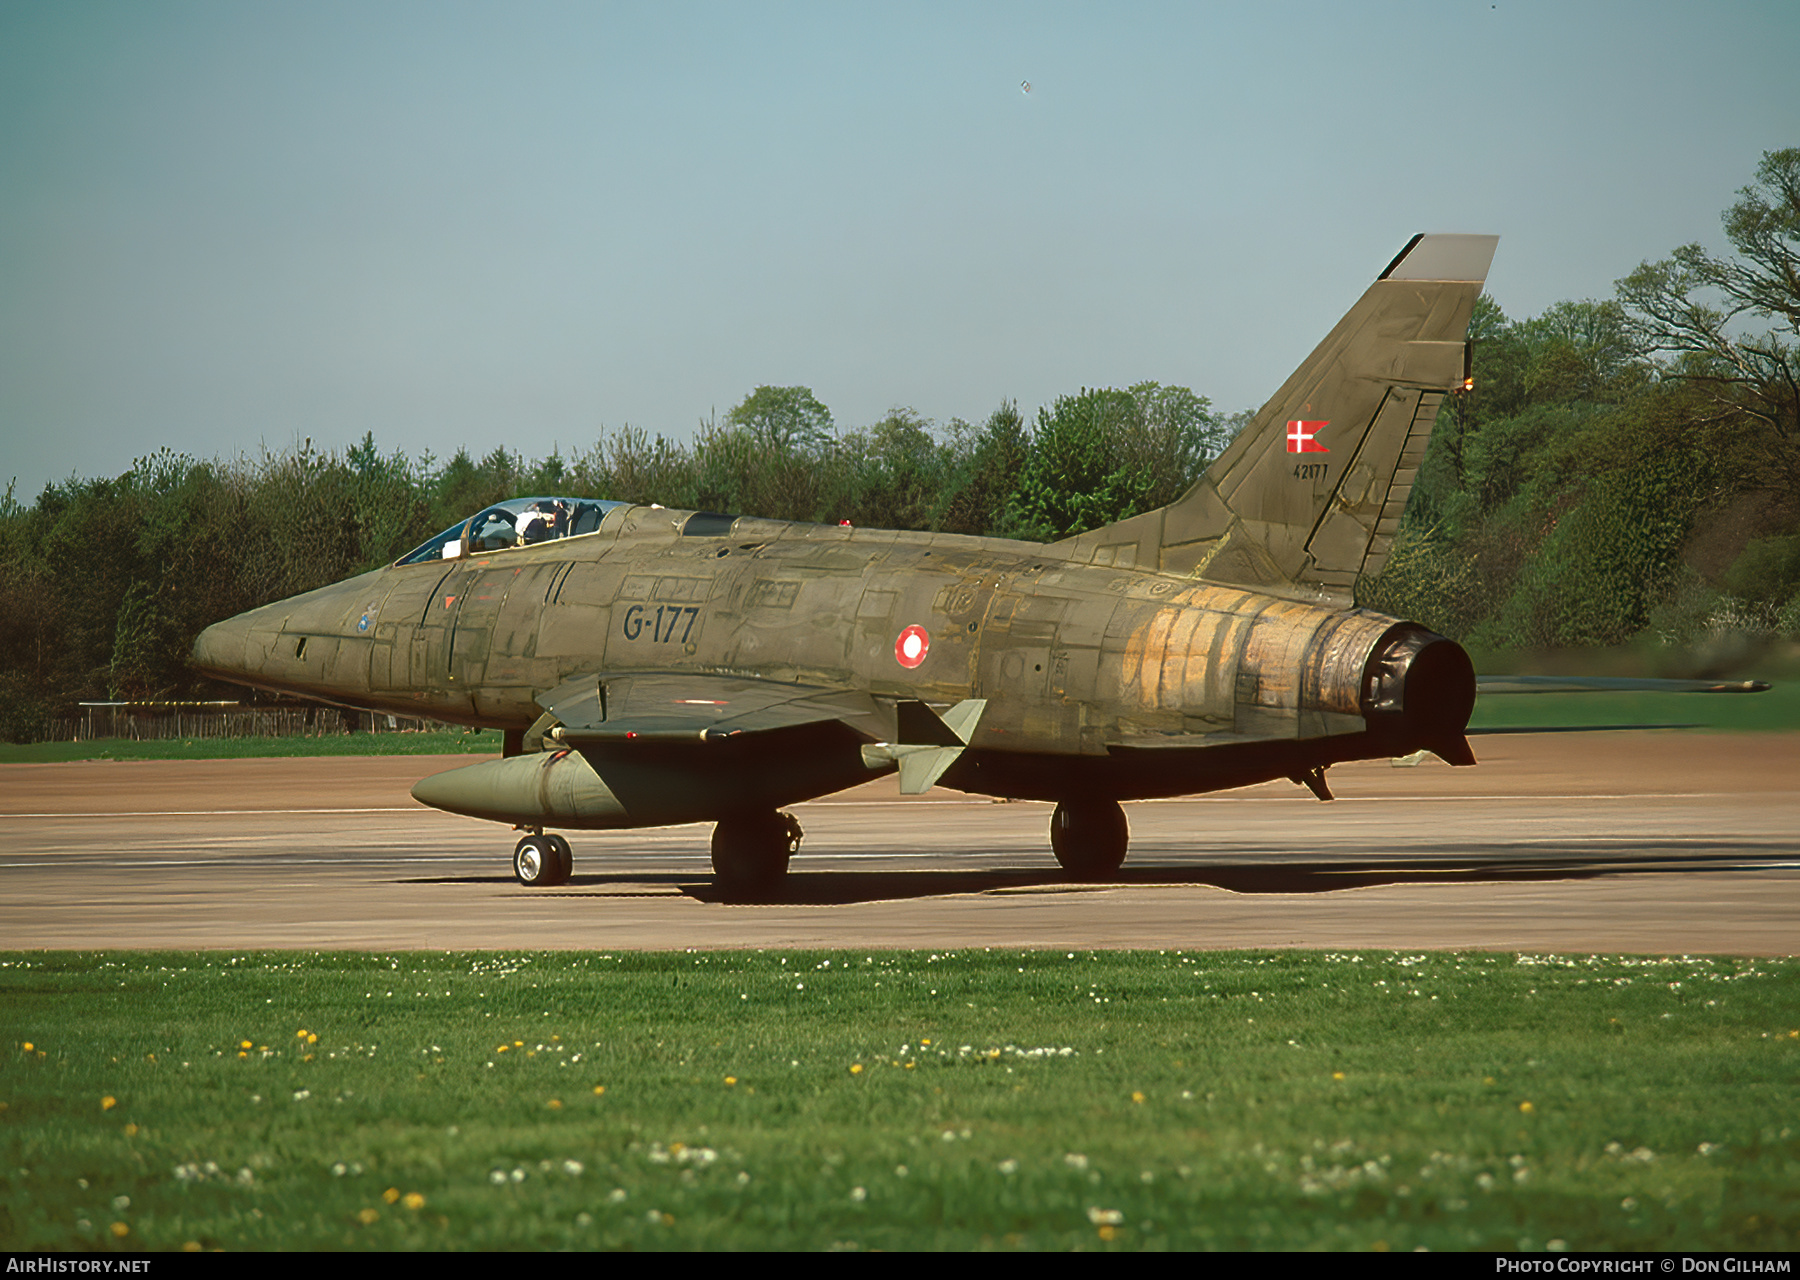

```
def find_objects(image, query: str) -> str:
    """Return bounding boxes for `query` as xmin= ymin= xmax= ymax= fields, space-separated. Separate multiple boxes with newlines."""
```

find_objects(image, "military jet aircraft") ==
xmin=192 ymin=233 xmax=1519 ymax=896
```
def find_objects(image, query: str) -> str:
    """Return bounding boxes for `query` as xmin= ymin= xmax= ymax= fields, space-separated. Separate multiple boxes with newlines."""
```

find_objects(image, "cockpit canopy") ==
xmin=396 ymin=497 xmax=630 ymax=566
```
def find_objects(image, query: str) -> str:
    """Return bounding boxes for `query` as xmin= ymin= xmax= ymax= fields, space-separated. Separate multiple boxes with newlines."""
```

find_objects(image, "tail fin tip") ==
xmin=1383 ymin=233 xmax=1499 ymax=283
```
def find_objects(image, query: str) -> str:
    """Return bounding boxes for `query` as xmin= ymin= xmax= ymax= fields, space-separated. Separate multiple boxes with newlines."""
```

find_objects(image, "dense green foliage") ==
xmin=4 ymin=152 xmax=1797 ymax=740
xmin=3 ymin=949 xmax=1794 ymax=1250
xmin=1358 ymin=149 xmax=1800 ymax=660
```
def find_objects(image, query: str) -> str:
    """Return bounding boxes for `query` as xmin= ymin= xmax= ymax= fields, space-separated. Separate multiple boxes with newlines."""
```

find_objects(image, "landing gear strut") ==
xmin=513 ymin=832 xmax=572 ymax=887
xmin=1049 ymin=799 xmax=1128 ymax=880
xmin=711 ymin=811 xmax=802 ymax=899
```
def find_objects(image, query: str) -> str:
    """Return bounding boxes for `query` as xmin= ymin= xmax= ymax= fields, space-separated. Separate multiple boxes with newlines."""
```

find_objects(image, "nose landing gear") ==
xmin=513 ymin=832 xmax=573 ymax=886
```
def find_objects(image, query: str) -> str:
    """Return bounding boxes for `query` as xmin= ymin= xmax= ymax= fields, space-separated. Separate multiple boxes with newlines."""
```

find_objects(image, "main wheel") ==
xmin=514 ymin=834 xmax=570 ymax=887
xmin=711 ymin=811 xmax=803 ymax=899
xmin=1049 ymin=799 xmax=1128 ymax=880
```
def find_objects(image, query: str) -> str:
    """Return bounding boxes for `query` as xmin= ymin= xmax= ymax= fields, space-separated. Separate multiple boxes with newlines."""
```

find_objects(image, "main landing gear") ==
xmin=711 ymin=811 xmax=803 ymax=900
xmin=513 ymin=832 xmax=573 ymax=887
xmin=1049 ymin=799 xmax=1129 ymax=880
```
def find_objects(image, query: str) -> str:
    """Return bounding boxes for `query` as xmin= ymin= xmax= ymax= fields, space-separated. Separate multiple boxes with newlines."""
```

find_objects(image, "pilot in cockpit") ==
xmin=516 ymin=500 xmax=567 ymax=546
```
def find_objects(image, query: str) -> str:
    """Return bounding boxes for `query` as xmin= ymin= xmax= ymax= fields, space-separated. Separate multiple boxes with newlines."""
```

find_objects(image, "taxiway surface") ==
xmin=2 ymin=732 xmax=1796 ymax=954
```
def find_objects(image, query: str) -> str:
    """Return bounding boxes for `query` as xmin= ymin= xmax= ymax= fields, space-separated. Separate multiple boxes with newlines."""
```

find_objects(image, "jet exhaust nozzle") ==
xmin=1362 ymin=626 xmax=1477 ymax=763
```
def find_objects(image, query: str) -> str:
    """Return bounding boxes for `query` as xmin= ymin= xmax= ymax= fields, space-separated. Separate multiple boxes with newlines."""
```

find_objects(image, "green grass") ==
xmin=0 ymin=730 xmax=502 ymax=764
xmin=3 ymin=950 xmax=1796 ymax=1251
xmin=1469 ymin=681 xmax=1800 ymax=733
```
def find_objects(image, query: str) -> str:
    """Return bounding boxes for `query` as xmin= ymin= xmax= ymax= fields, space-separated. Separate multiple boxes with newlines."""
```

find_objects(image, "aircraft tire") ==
xmin=546 ymin=833 xmax=573 ymax=883
xmin=1049 ymin=799 xmax=1128 ymax=880
xmin=514 ymin=834 xmax=570 ymax=887
xmin=711 ymin=811 xmax=802 ymax=900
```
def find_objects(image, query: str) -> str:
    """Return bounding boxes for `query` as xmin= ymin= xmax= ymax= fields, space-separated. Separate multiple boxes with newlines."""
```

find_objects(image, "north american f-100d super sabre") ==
xmin=192 ymin=234 xmax=1512 ymax=896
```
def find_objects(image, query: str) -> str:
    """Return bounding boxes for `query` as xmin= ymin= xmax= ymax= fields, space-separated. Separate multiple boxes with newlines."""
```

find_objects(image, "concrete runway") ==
xmin=2 ymin=732 xmax=1796 ymax=954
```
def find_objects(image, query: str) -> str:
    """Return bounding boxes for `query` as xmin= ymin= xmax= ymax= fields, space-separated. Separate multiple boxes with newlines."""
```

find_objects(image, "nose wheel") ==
xmin=711 ymin=811 xmax=802 ymax=900
xmin=514 ymin=833 xmax=573 ymax=886
xmin=1049 ymin=799 xmax=1128 ymax=880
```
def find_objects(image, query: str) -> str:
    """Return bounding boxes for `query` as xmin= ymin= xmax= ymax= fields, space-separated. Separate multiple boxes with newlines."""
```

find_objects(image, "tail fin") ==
xmin=1056 ymin=234 xmax=1497 ymax=601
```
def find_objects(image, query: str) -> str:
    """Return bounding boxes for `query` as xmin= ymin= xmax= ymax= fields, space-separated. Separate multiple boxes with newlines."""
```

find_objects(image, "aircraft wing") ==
xmin=534 ymin=671 xmax=885 ymax=744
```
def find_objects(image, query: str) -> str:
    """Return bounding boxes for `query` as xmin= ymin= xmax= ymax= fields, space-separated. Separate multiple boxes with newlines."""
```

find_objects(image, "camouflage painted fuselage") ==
xmin=192 ymin=503 xmax=1465 ymax=815
xmin=193 ymin=234 xmax=1497 ymax=830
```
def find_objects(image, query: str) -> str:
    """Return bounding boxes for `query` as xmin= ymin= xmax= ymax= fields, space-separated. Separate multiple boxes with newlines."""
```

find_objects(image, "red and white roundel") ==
xmin=894 ymin=624 xmax=930 ymax=669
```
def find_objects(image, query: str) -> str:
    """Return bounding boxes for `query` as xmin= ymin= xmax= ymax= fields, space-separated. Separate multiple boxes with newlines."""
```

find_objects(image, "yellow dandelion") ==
xmin=496 ymin=1044 xmax=509 ymax=1053
xmin=307 ymin=1033 xmax=317 ymax=1045
xmin=850 ymin=1063 xmax=864 ymax=1074
xmin=1519 ymin=1101 xmax=1535 ymax=1114
xmin=240 ymin=1040 xmax=252 ymax=1050
xmin=124 ymin=1124 xmax=139 ymax=1137
xmin=296 ymin=1029 xmax=308 ymax=1040
xmin=1332 ymin=1072 xmax=1345 ymax=1080
xmin=547 ymin=1099 xmax=562 ymax=1110
xmin=921 ymin=1038 xmax=930 ymax=1045
xmin=1131 ymin=1091 xmax=1145 ymax=1104
xmin=1098 ymin=1225 xmax=1116 ymax=1242
xmin=237 ymin=1051 xmax=247 ymax=1060
xmin=22 ymin=1042 xmax=33 ymax=1052
xmin=724 ymin=1076 xmax=737 ymax=1086
xmin=357 ymin=1208 xmax=379 ymax=1225
xmin=110 ymin=1222 xmax=129 ymax=1239
xmin=514 ymin=1040 xmax=523 ymax=1048
xmin=904 ymin=1062 xmax=915 ymax=1070
xmin=102 ymin=1096 xmax=117 ymax=1111
xmin=183 ymin=1242 xmax=202 ymax=1252
xmin=402 ymin=1192 xmax=425 ymax=1210
xmin=383 ymin=1186 xmax=401 ymax=1204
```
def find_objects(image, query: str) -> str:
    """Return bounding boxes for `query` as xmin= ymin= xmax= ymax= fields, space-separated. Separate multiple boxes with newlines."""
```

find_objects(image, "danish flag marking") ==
xmin=1286 ymin=420 xmax=1329 ymax=453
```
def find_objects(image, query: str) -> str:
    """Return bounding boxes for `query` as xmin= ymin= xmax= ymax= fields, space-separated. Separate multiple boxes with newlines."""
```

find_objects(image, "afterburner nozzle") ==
xmin=1361 ymin=626 xmax=1477 ymax=764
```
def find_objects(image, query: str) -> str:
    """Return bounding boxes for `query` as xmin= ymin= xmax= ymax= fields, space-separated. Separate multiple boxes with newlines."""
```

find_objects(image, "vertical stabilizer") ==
xmin=1056 ymin=234 xmax=1497 ymax=601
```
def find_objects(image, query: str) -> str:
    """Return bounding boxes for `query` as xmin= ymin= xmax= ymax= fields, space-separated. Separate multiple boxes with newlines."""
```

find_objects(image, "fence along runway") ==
xmin=2 ymin=732 xmax=1796 ymax=954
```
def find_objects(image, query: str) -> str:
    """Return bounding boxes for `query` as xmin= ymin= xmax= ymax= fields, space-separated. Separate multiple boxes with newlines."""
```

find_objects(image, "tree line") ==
xmin=0 ymin=382 xmax=1227 ymax=739
xmin=2 ymin=149 xmax=1796 ymax=740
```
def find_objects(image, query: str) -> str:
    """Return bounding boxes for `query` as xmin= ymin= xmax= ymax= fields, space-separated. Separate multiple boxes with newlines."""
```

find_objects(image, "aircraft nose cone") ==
xmin=190 ymin=616 xmax=251 ymax=680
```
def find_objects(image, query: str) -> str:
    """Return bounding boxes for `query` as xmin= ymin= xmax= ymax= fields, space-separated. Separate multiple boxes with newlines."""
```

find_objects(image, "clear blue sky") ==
xmin=2 ymin=0 xmax=1795 ymax=498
